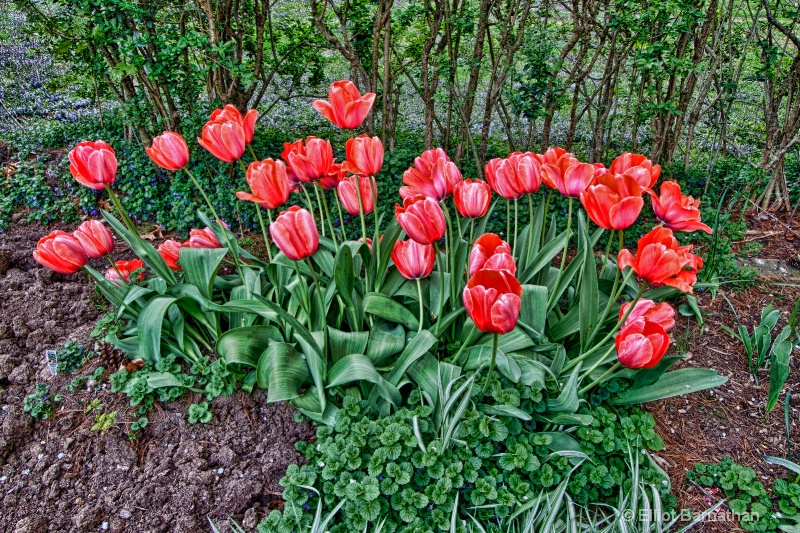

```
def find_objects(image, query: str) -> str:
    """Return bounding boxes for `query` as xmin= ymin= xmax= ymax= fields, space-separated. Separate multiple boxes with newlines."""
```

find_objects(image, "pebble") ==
xmin=0 ymin=476 xmax=6 ymax=482
xmin=217 ymin=468 xmax=224 ymax=475
xmin=101 ymin=522 xmax=108 ymax=530
xmin=57 ymin=453 xmax=65 ymax=460
xmin=119 ymin=510 xmax=132 ymax=520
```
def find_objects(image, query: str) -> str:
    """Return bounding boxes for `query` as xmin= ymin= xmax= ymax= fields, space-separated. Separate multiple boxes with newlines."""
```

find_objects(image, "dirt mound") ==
xmin=0 ymin=216 xmax=313 ymax=532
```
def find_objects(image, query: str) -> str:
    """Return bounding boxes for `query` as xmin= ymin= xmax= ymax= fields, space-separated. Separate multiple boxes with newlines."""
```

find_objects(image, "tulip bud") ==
xmin=237 ymin=159 xmax=291 ymax=210
xmin=454 ymin=179 xmax=491 ymax=219
xmin=395 ymin=196 xmax=446 ymax=245
xmin=105 ymin=259 xmax=145 ymax=284
xmin=337 ymin=175 xmax=376 ymax=215
xmin=73 ymin=220 xmax=114 ymax=258
xmin=146 ymin=132 xmax=190 ymax=171
xmin=343 ymin=135 xmax=384 ymax=177
xmin=69 ymin=141 xmax=117 ymax=190
xmin=189 ymin=227 xmax=222 ymax=249
xmin=392 ymin=239 xmax=435 ymax=280
xmin=270 ymin=206 xmax=319 ymax=261
xmin=312 ymin=80 xmax=375 ymax=129
xmin=33 ymin=231 xmax=88 ymax=275
xmin=462 ymin=269 xmax=522 ymax=334
xmin=158 ymin=239 xmax=185 ymax=271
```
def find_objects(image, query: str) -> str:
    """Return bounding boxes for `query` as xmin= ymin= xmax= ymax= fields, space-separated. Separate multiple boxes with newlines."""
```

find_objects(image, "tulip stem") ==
xmin=579 ymin=345 xmax=615 ymax=382
xmin=416 ymin=279 xmax=424 ymax=333
xmin=334 ymin=195 xmax=348 ymax=241
xmin=370 ymin=178 xmax=380 ymax=271
xmin=506 ymin=200 xmax=511 ymax=243
xmin=588 ymin=230 xmax=623 ymax=346
xmin=469 ymin=220 xmax=474 ymax=252
xmin=479 ymin=333 xmax=500 ymax=400
xmin=103 ymin=185 xmax=137 ymax=235
xmin=527 ymin=194 xmax=535 ymax=268
xmin=247 ymin=144 xmax=258 ymax=163
xmin=600 ymin=229 xmax=615 ymax=278
xmin=541 ymin=189 xmax=552 ymax=247
xmin=441 ymin=203 xmax=456 ymax=309
xmin=255 ymin=206 xmax=273 ymax=262
xmin=513 ymin=199 xmax=519 ymax=260
xmin=185 ymin=167 xmax=247 ymax=291
xmin=565 ymin=274 xmax=643 ymax=372
xmin=546 ymin=197 xmax=573 ymax=309
xmin=433 ymin=242 xmax=445 ymax=336
xmin=579 ymin=362 xmax=621 ymax=396
xmin=293 ymin=260 xmax=310 ymax=316
xmin=309 ymin=185 xmax=326 ymax=238
xmin=316 ymin=184 xmax=338 ymax=248
xmin=354 ymin=175 xmax=370 ymax=290
xmin=305 ymin=258 xmax=323 ymax=309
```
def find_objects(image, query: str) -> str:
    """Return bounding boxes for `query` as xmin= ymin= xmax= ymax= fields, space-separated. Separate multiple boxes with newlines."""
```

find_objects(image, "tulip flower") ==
xmin=343 ymin=135 xmax=384 ymax=176
xmin=615 ymin=318 xmax=670 ymax=369
xmin=146 ymin=132 xmax=190 ymax=171
xmin=541 ymin=147 xmax=569 ymax=166
xmin=619 ymin=299 xmax=676 ymax=332
xmin=158 ymin=239 xmax=184 ymax=271
xmin=392 ymin=239 xmax=435 ymax=280
xmin=73 ymin=220 xmax=114 ymax=258
xmin=608 ymin=152 xmax=660 ymax=188
xmin=485 ymin=153 xmax=542 ymax=200
xmin=462 ymin=268 xmax=523 ymax=335
xmin=312 ymin=80 xmax=376 ymax=129
xmin=287 ymin=136 xmax=334 ymax=183
xmin=270 ymin=206 xmax=319 ymax=261
xmin=395 ymin=196 xmax=447 ymax=245
xmin=320 ymin=162 xmax=346 ymax=190
xmin=469 ymin=233 xmax=516 ymax=276
xmin=189 ymin=227 xmax=223 ymax=249
xmin=105 ymin=259 xmax=145 ymax=284
xmin=541 ymin=154 xmax=595 ymax=198
xmin=236 ymin=159 xmax=291 ymax=210
xmin=649 ymin=181 xmax=712 ymax=234
xmin=399 ymin=148 xmax=460 ymax=202
xmin=33 ymin=230 xmax=88 ymax=275
xmin=197 ymin=105 xmax=252 ymax=162
xmin=454 ymin=179 xmax=491 ymax=219
xmin=337 ymin=175 xmax=376 ymax=215
xmin=580 ymin=173 xmax=645 ymax=230
xmin=69 ymin=141 xmax=117 ymax=190
xmin=618 ymin=226 xmax=702 ymax=293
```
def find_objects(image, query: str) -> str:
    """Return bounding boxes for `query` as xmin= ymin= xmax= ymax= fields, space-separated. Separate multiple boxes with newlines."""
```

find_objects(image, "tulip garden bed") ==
xmin=2 ymin=83 xmax=799 ymax=532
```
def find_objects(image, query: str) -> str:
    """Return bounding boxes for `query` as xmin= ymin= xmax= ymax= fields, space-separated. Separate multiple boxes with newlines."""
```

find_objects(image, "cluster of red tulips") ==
xmin=33 ymin=77 xmax=713 ymax=375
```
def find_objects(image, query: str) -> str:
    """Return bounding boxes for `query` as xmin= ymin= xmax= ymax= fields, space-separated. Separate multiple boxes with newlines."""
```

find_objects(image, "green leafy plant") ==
xmin=187 ymin=402 xmax=212 ymax=424
xmin=54 ymin=341 xmax=93 ymax=373
xmin=91 ymin=410 xmax=118 ymax=434
xmin=130 ymin=417 xmax=149 ymax=432
xmin=23 ymin=384 xmax=61 ymax=420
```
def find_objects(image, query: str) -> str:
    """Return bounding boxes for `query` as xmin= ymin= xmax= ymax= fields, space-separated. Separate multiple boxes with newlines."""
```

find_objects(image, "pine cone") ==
xmin=98 ymin=342 xmax=127 ymax=371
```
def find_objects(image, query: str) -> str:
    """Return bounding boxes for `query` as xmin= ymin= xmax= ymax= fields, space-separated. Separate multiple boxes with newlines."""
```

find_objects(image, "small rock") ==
xmin=14 ymin=515 xmax=47 ymax=533
xmin=119 ymin=509 xmax=132 ymax=520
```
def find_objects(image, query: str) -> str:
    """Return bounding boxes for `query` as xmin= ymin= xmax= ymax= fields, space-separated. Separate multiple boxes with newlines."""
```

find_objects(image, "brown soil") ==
xmin=0 ymin=214 xmax=313 ymax=532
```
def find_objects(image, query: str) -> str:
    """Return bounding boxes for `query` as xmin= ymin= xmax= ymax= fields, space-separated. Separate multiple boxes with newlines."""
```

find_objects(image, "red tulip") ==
xmin=338 ymin=175 xmax=376 ymax=215
xmin=469 ymin=233 xmax=516 ymax=276
xmin=463 ymin=269 xmax=523 ymax=334
xmin=237 ymin=159 xmax=291 ymax=210
xmin=270 ymin=206 xmax=319 ymax=261
xmin=454 ymin=179 xmax=491 ymax=219
xmin=69 ymin=141 xmax=117 ymax=190
xmin=312 ymin=80 xmax=376 ymax=129
xmin=287 ymin=136 xmax=334 ymax=183
xmin=280 ymin=140 xmax=303 ymax=192
xmin=618 ymin=226 xmax=702 ymax=293
xmin=392 ymin=239 xmax=435 ymax=280
xmin=395 ymin=196 xmax=446 ymax=245
xmin=158 ymin=239 xmax=185 ymax=271
xmin=648 ymin=181 xmax=712 ymax=234
xmin=619 ymin=299 xmax=675 ymax=332
xmin=210 ymin=104 xmax=258 ymax=143
xmin=33 ymin=230 xmax=88 ymax=275
xmin=485 ymin=152 xmax=542 ymax=200
xmin=541 ymin=152 xmax=595 ymax=198
xmin=189 ymin=227 xmax=222 ymax=249
xmin=541 ymin=147 xmax=568 ymax=166
xmin=146 ymin=132 xmax=190 ymax=171
xmin=608 ymin=153 xmax=660 ymax=189
xmin=105 ymin=259 xmax=145 ymax=284
xmin=615 ymin=318 xmax=670 ymax=369
xmin=579 ymin=173 xmax=644 ymax=230
xmin=73 ymin=220 xmax=114 ymax=258
xmin=320 ymin=162 xmax=346 ymax=190
xmin=343 ymin=135 xmax=384 ymax=176
xmin=399 ymin=148 xmax=459 ymax=202
xmin=197 ymin=105 xmax=252 ymax=162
